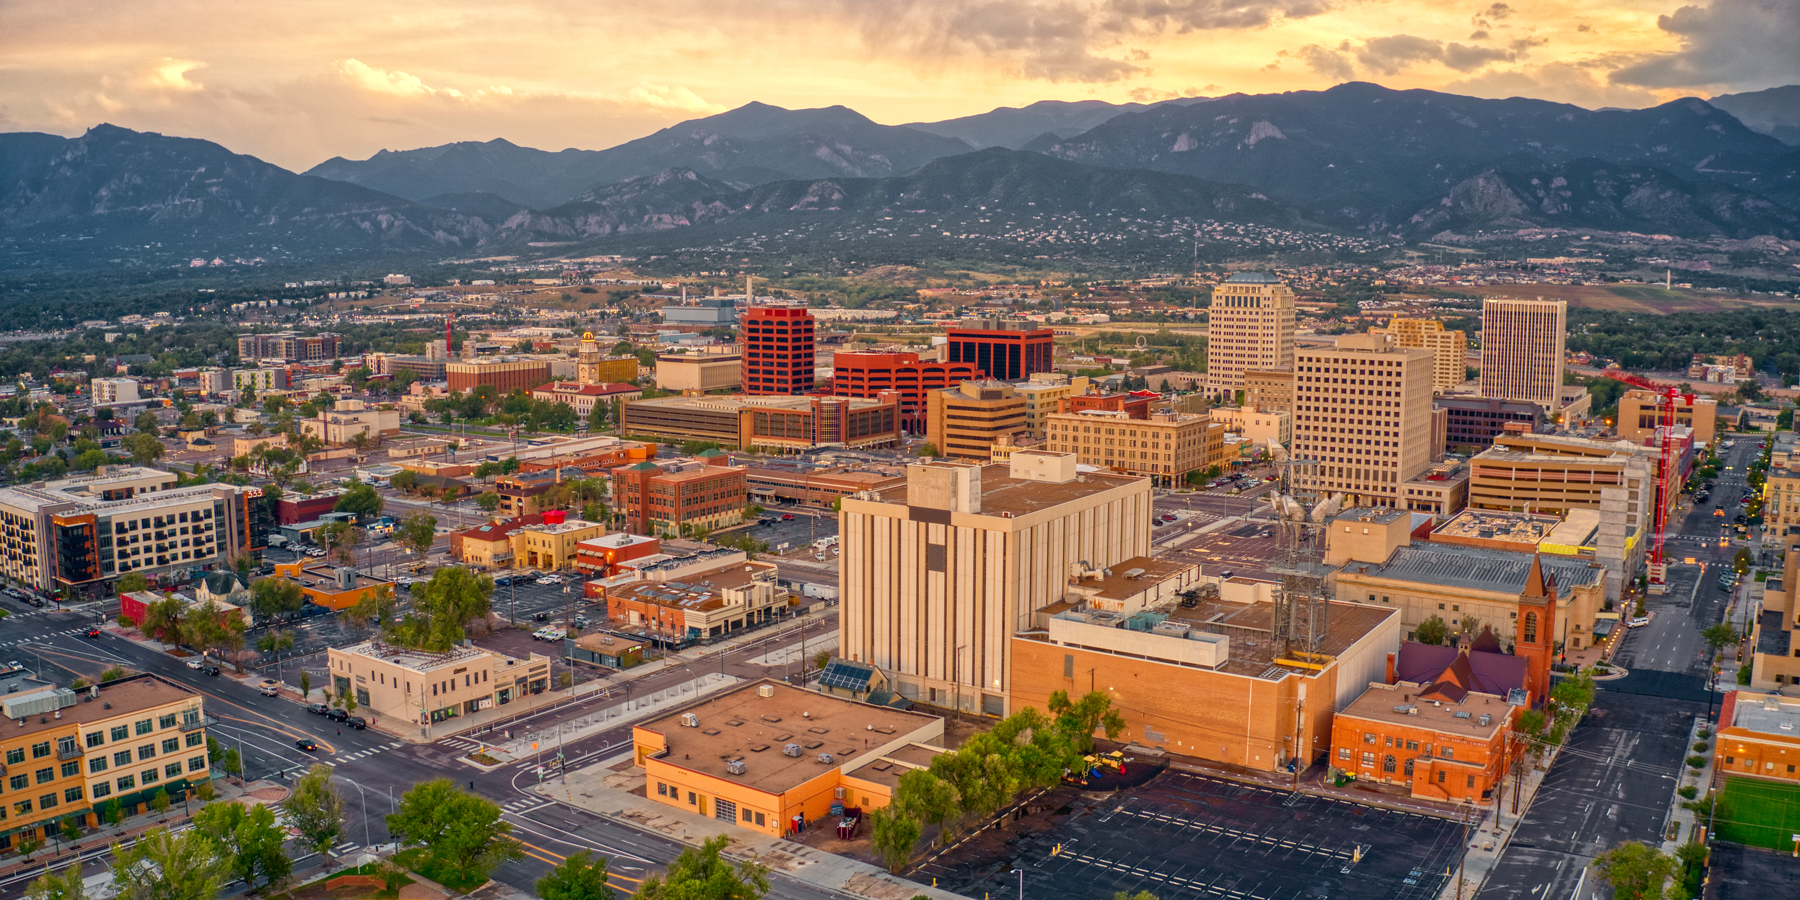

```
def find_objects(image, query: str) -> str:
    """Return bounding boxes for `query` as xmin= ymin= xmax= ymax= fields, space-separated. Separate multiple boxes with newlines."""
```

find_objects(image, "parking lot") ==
xmin=736 ymin=506 xmax=838 ymax=555
xmin=917 ymin=770 xmax=1464 ymax=900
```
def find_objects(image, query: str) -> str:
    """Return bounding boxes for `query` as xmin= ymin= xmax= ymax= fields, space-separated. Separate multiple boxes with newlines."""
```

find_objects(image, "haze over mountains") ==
xmin=5 ymin=82 xmax=1800 ymax=273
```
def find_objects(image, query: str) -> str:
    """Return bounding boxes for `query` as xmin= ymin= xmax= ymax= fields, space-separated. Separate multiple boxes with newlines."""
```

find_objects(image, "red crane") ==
xmin=1600 ymin=369 xmax=1696 ymax=589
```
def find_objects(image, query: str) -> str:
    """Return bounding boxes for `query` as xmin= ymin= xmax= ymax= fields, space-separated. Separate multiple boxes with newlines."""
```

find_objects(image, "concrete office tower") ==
xmin=1371 ymin=319 xmax=1467 ymax=392
xmin=1291 ymin=334 xmax=1435 ymax=508
xmin=1204 ymin=272 xmax=1295 ymax=399
xmin=1479 ymin=298 xmax=1566 ymax=412
xmin=837 ymin=453 xmax=1152 ymax=715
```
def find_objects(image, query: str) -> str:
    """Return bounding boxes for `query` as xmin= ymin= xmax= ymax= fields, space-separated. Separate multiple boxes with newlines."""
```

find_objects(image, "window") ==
xmin=1441 ymin=747 xmax=1455 ymax=760
xmin=60 ymin=761 xmax=79 ymax=778
xmin=8 ymin=775 xmax=26 ymax=791
xmin=35 ymin=768 xmax=54 ymax=785
xmin=688 ymin=791 xmax=697 ymax=805
xmin=142 ymin=768 xmax=158 ymax=784
xmin=4 ymin=748 xmax=21 ymax=765
xmin=138 ymin=746 xmax=156 ymax=761
xmin=1437 ymin=771 xmax=1446 ymax=784
xmin=64 ymin=786 xmax=82 ymax=803
xmin=39 ymin=794 xmax=56 ymax=810
xmin=1523 ymin=612 xmax=1538 ymax=644
xmin=110 ymin=726 xmax=128 ymax=742
xmin=1363 ymin=733 xmax=1376 ymax=744
xmin=113 ymin=751 xmax=131 ymax=767
xmin=656 ymin=783 xmax=667 ymax=797
xmin=86 ymin=732 xmax=106 ymax=749
xmin=116 ymin=775 xmax=135 ymax=790
xmin=186 ymin=733 xmax=204 ymax=748
xmin=13 ymin=800 xmax=30 ymax=815
xmin=188 ymin=757 xmax=206 ymax=772
xmin=31 ymin=742 xmax=50 ymax=759
xmin=158 ymin=714 xmax=177 ymax=729
xmin=1466 ymin=775 xmax=1475 ymax=789
xmin=164 ymin=763 xmax=182 ymax=779
xmin=161 ymin=739 xmax=179 ymax=754
xmin=1361 ymin=752 xmax=1375 ymax=766
xmin=1383 ymin=755 xmax=1396 ymax=774
xmin=1338 ymin=748 xmax=1350 ymax=761
xmin=135 ymin=719 xmax=153 ymax=736
xmin=92 ymin=782 xmax=111 ymax=799
xmin=89 ymin=757 xmax=108 ymax=774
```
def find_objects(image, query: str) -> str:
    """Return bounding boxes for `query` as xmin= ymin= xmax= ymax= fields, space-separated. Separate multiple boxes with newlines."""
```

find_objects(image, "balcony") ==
xmin=57 ymin=744 xmax=84 ymax=761
xmin=179 ymin=714 xmax=217 ymax=733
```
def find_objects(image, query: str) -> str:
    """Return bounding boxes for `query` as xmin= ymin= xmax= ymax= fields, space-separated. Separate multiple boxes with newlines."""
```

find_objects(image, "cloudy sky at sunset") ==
xmin=4 ymin=0 xmax=1796 ymax=171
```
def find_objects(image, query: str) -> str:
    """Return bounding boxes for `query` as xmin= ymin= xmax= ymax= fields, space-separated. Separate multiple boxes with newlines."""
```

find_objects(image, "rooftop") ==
xmin=578 ymin=533 xmax=659 ymax=551
xmin=334 ymin=640 xmax=492 ymax=673
xmin=626 ymin=394 xmax=893 ymax=413
xmin=637 ymin=680 xmax=943 ymax=794
xmin=520 ymin=517 xmax=601 ymax=536
xmin=1033 ymin=597 xmax=1396 ymax=679
xmin=1336 ymin=681 xmax=1513 ymax=739
xmin=845 ymin=742 xmax=946 ymax=790
xmin=1340 ymin=543 xmax=1605 ymax=598
xmin=1432 ymin=509 xmax=1563 ymax=547
xmin=1730 ymin=691 xmax=1800 ymax=740
xmin=454 ymin=514 xmax=545 ymax=543
xmin=863 ymin=461 xmax=1144 ymax=518
xmin=1224 ymin=272 xmax=1284 ymax=284
xmin=1335 ymin=506 xmax=1407 ymax=526
xmin=1 ymin=675 xmax=200 ymax=741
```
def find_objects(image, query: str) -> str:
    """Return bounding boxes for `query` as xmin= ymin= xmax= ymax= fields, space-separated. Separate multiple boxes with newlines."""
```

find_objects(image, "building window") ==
xmin=1338 ymin=748 xmax=1350 ymax=761
xmin=116 ymin=775 xmax=135 ymax=790
xmin=111 ymin=726 xmax=128 ymax=742
xmin=8 ymin=774 xmax=25 ymax=791
xmin=1383 ymin=755 xmax=1396 ymax=774
xmin=688 ymin=792 xmax=697 ymax=805
xmin=1441 ymin=747 xmax=1455 ymax=760
xmin=60 ymin=761 xmax=79 ymax=778
xmin=186 ymin=733 xmax=205 ymax=748
xmin=1364 ymin=733 xmax=1376 ymax=744
xmin=64 ymin=786 xmax=83 ymax=803
xmin=35 ymin=768 xmax=53 ymax=785
xmin=113 ymin=751 xmax=131 ymax=767
xmin=86 ymin=732 xmax=105 ymax=749
xmin=1524 ymin=612 xmax=1538 ymax=644
xmin=161 ymin=738 xmax=179 ymax=754
xmin=92 ymin=782 xmax=111 ymax=799
xmin=89 ymin=757 xmax=108 ymax=774
xmin=188 ymin=757 xmax=206 ymax=772
xmin=164 ymin=763 xmax=182 ymax=779
xmin=3 ymin=748 xmax=20 ymax=765
xmin=158 ymin=714 xmax=177 ymax=729
xmin=31 ymin=742 xmax=50 ymax=759
xmin=138 ymin=746 xmax=155 ymax=761
xmin=135 ymin=719 xmax=153 ymax=736
xmin=141 ymin=768 xmax=159 ymax=785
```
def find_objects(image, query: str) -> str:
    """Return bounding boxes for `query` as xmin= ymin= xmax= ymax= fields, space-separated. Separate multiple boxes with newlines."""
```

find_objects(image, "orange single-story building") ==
xmin=269 ymin=561 xmax=395 ymax=611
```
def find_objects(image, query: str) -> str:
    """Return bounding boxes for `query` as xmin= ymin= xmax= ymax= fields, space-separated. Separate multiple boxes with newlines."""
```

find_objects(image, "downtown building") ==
xmin=945 ymin=318 xmax=1054 ymax=382
xmin=0 ymin=467 xmax=267 ymax=597
xmin=1290 ymin=334 xmax=1438 ymax=509
xmin=1371 ymin=318 xmax=1468 ymax=392
xmin=1479 ymin=298 xmax=1566 ymax=414
xmin=237 ymin=331 xmax=341 ymax=364
xmin=1204 ymin=273 xmax=1295 ymax=399
xmin=741 ymin=304 xmax=816 ymax=395
xmin=829 ymin=351 xmax=980 ymax=432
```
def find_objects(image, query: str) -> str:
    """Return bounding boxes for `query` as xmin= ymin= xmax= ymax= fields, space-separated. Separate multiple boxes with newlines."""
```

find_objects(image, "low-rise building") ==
xmin=327 ymin=641 xmax=552 ymax=727
xmin=633 ymin=679 xmax=945 ymax=836
xmin=1206 ymin=406 xmax=1291 ymax=450
xmin=621 ymin=394 xmax=901 ymax=451
xmin=573 ymin=533 xmax=661 ymax=577
xmin=655 ymin=350 xmax=742 ymax=393
xmin=449 ymin=515 xmax=543 ymax=568
xmin=268 ymin=561 xmax=394 ymax=611
xmin=1763 ymin=469 xmax=1800 ymax=535
xmin=298 ymin=400 xmax=401 ymax=447
xmin=120 ymin=590 xmax=244 ymax=631
xmin=741 ymin=464 xmax=906 ymax=509
xmin=531 ymin=382 xmax=644 ymax=418
xmin=511 ymin=511 xmax=604 ymax=571
xmin=612 ymin=454 xmax=748 ymax=537
xmin=1045 ymin=407 xmax=1225 ymax=487
xmin=1014 ymin=373 xmax=1090 ymax=437
xmin=494 ymin=469 xmax=584 ymax=518
xmin=1434 ymin=396 xmax=1547 ymax=454
xmin=447 ymin=358 xmax=551 ymax=394
xmin=599 ymin=558 xmax=782 ymax=642
xmin=1330 ymin=668 xmax=1517 ymax=803
xmin=1716 ymin=691 xmax=1800 ymax=784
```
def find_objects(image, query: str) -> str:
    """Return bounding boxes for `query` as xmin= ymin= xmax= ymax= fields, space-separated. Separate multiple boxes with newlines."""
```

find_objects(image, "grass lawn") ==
xmin=1716 ymin=777 xmax=1800 ymax=851
xmin=393 ymin=847 xmax=491 ymax=894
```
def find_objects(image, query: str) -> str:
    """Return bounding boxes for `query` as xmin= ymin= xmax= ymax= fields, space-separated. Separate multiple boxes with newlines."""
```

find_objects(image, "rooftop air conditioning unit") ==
xmin=680 ymin=713 xmax=700 ymax=728
xmin=726 ymin=758 xmax=747 ymax=775
xmin=817 ymin=753 xmax=835 ymax=765
xmin=783 ymin=743 xmax=802 ymax=757
xmin=757 ymin=684 xmax=776 ymax=698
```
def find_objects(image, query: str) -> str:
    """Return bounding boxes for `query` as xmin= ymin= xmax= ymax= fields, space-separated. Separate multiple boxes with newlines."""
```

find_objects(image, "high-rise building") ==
xmin=1290 ymin=334 xmax=1436 ymax=508
xmin=830 ymin=351 xmax=980 ymax=432
xmin=1479 ymin=298 xmax=1566 ymax=412
xmin=925 ymin=381 xmax=1027 ymax=460
xmin=1205 ymin=273 xmax=1295 ymax=398
xmin=1371 ymin=319 xmax=1468 ymax=392
xmin=945 ymin=318 xmax=1054 ymax=382
xmin=838 ymin=454 xmax=1153 ymax=714
xmin=741 ymin=305 xmax=815 ymax=395
xmin=1617 ymin=389 xmax=1717 ymax=447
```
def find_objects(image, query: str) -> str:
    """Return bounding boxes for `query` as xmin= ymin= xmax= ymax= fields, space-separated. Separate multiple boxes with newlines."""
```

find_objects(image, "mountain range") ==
xmin=6 ymin=82 xmax=1800 ymax=275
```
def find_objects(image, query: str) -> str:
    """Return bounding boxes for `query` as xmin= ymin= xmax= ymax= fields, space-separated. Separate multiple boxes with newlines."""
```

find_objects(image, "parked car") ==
xmin=325 ymin=707 xmax=349 ymax=722
xmin=202 ymin=665 xmax=221 ymax=677
xmin=259 ymin=684 xmax=280 ymax=697
xmin=572 ymin=615 xmax=591 ymax=628
xmin=1628 ymin=616 xmax=1651 ymax=628
xmin=185 ymin=658 xmax=205 ymax=670
xmin=533 ymin=612 xmax=550 ymax=622
xmin=307 ymin=703 xmax=328 ymax=715
xmin=494 ymin=576 xmax=514 ymax=586
xmin=781 ymin=514 xmax=796 ymax=521
xmin=345 ymin=716 xmax=367 ymax=730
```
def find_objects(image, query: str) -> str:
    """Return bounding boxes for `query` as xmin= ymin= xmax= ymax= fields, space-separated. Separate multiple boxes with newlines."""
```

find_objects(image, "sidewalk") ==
xmin=0 ymin=774 xmax=265 ymax=885
xmin=537 ymin=753 xmax=974 ymax=900
xmin=1664 ymin=715 xmax=1714 ymax=851
xmin=1435 ymin=744 xmax=1566 ymax=900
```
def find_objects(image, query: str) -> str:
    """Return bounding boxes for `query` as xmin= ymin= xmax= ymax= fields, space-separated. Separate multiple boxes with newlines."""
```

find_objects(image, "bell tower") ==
xmin=1515 ymin=554 xmax=1559 ymax=706
xmin=577 ymin=331 xmax=601 ymax=385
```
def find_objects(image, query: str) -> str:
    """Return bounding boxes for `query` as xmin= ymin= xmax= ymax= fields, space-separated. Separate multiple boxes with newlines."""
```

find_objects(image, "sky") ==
xmin=3 ymin=0 xmax=1797 ymax=172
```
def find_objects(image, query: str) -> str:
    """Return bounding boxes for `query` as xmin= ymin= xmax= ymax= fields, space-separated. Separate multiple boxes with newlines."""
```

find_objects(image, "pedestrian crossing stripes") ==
xmin=502 ymin=798 xmax=549 ymax=814
xmin=0 ymin=627 xmax=89 ymax=648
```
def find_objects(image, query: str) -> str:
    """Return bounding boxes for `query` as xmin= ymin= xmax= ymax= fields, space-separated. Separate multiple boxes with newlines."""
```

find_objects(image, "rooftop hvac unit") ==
xmin=816 ymin=753 xmax=835 ymax=765
xmin=1452 ymin=710 xmax=1472 ymax=719
xmin=680 ymin=713 xmax=700 ymax=728
xmin=757 ymin=684 xmax=776 ymax=698
xmin=1478 ymin=714 xmax=1492 ymax=726
xmin=783 ymin=743 xmax=802 ymax=757
xmin=726 ymin=759 xmax=747 ymax=776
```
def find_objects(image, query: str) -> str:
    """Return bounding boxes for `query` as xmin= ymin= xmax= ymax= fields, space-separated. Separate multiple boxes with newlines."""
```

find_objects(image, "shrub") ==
xmin=1677 ymin=785 xmax=1698 ymax=800
xmin=1694 ymin=741 xmax=1709 ymax=754
xmin=1687 ymin=755 xmax=1708 ymax=770
xmin=1697 ymin=728 xmax=1712 ymax=739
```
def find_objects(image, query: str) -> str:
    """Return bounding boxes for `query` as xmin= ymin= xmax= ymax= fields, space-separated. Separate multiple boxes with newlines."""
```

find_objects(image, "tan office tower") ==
xmin=1291 ymin=334 xmax=1435 ymax=508
xmin=1205 ymin=273 xmax=1295 ymax=399
xmin=837 ymin=453 xmax=1152 ymax=715
xmin=1371 ymin=319 xmax=1467 ymax=392
xmin=1480 ymin=298 xmax=1566 ymax=412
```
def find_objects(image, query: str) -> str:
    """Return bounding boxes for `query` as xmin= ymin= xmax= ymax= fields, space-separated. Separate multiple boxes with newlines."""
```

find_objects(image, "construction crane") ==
xmin=1600 ymin=368 xmax=1696 ymax=591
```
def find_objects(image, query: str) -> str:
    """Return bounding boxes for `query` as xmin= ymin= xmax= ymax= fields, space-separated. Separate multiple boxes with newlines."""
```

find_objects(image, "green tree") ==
xmin=1591 ymin=841 xmax=1678 ymax=900
xmin=893 ymin=769 xmax=959 ymax=841
xmin=869 ymin=805 xmax=923 ymax=873
xmin=116 ymin=572 xmax=150 ymax=595
xmin=390 ymin=469 xmax=419 ymax=493
xmin=391 ymin=567 xmax=493 ymax=651
xmin=124 ymin=431 xmax=165 ymax=466
xmin=193 ymin=800 xmax=290 ymax=892
xmin=139 ymin=594 xmax=186 ymax=645
xmin=536 ymin=851 xmax=616 ymax=900
xmin=916 ymin=442 xmax=939 ymax=458
xmin=286 ymin=764 xmax=345 ymax=855
xmin=24 ymin=863 xmax=86 ymax=900
xmin=1733 ymin=548 xmax=1753 ymax=574
xmin=1046 ymin=689 xmax=1127 ymax=754
xmin=300 ymin=670 xmax=312 ymax=701
xmin=109 ymin=827 xmax=227 ymax=900
xmin=476 ymin=492 xmax=501 ymax=513
xmin=1702 ymin=622 xmax=1738 ymax=659
xmin=247 ymin=577 xmax=305 ymax=624
xmin=344 ymin=583 xmax=398 ymax=632
xmin=386 ymin=779 xmax=523 ymax=882
xmin=334 ymin=483 xmax=385 ymax=522
xmin=256 ymin=629 xmax=296 ymax=681
xmin=62 ymin=815 xmax=83 ymax=843
xmin=1413 ymin=614 xmax=1450 ymax=646
xmin=398 ymin=511 xmax=439 ymax=559
xmin=632 ymin=835 xmax=768 ymax=900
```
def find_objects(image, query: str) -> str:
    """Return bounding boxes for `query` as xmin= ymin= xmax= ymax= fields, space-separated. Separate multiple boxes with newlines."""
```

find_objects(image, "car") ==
xmin=1628 ymin=616 xmax=1651 ymax=628
xmin=345 ymin=716 xmax=367 ymax=730
xmin=202 ymin=665 xmax=221 ymax=676
xmin=185 ymin=658 xmax=205 ymax=670
xmin=259 ymin=684 xmax=279 ymax=697
xmin=295 ymin=739 xmax=319 ymax=752
xmin=85 ymin=626 xmax=101 ymax=638
xmin=573 ymin=615 xmax=591 ymax=628
xmin=781 ymin=514 xmax=796 ymax=521
xmin=325 ymin=707 xmax=349 ymax=722
xmin=494 ymin=576 xmax=513 ymax=586
xmin=307 ymin=702 xmax=328 ymax=715
xmin=533 ymin=612 xmax=550 ymax=622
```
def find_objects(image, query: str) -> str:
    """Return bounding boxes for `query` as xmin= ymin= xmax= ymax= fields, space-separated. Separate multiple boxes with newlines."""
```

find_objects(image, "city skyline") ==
xmin=4 ymin=0 xmax=1796 ymax=171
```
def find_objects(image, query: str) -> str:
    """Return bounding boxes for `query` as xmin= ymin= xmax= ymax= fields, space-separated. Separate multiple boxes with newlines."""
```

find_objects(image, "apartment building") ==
xmin=232 ymin=368 xmax=290 ymax=392
xmin=1371 ymin=319 xmax=1468 ymax=392
xmin=741 ymin=305 xmax=815 ymax=395
xmin=925 ymin=381 xmax=1027 ymax=460
xmin=1244 ymin=369 xmax=1294 ymax=414
xmin=237 ymin=332 xmax=340 ymax=363
xmin=1479 ymin=298 xmax=1566 ymax=413
xmin=91 ymin=378 xmax=141 ymax=407
xmin=838 ymin=454 xmax=1152 ymax=714
xmin=1765 ymin=470 xmax=1800 ymax=535
xmin=611 ymin=455 xmax=748 ymax=537
xmin=1205 ymin=273 xmax=1296 ymax=398
xmin=945 ymin=318 xmax=1054 ymax=381
xmin=1045 ymin=408 xmax=1224 ymax=486
xmin=0 ymin=466 xmax=265 ymax=596
xmin=327 ymin=642 xmax=552 ymax=727
xmin=1290 ymin=334 xmax=1436 ymax=508
xmin=1617 ymin=389 xmax=1717 ymax=447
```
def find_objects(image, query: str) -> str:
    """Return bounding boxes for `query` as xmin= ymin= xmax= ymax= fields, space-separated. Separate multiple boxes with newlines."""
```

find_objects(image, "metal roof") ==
xmin=1346 ymin=543 xmax=1604 ymax=597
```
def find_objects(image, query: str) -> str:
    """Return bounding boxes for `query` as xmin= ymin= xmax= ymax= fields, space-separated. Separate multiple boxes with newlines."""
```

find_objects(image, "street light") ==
xmin=335 ymin=773 xmax=372 ymax=849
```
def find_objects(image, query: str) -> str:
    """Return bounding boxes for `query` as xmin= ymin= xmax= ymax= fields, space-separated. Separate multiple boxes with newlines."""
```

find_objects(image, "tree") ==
xmin=125 ymin=431 xmax=165 ymax=466
xmin=1591 ymin=841 xmax=1678 ymax=900
xmin=386 ymin=779 xmax=523 ymax=882
xmin=193 ymin=800 xmax=290 ymax=892
xmin=869 ymin=805 xmax=922 ymax=873
xmin=300 ymin=670 xmax=311 ymax=701
xmin=633 ymin=835 xmax=768 ymax=900
xmin=256 ymin=629 xmax=295 ymax=680
xmin=334 ymin=483 xmax=384 ymax=522
xmin=916 ymin=442 xmax=939 ymax=458
xmin=109 ymin=827 xmax=227 ymax=900
xmin=1702 ymin=622 xmax=1738 ymax=659
xmin=1733 ymin=548 xmax=1753 ymax=574
xmin=391 ymin=567 xmax=493 ymax=651
xmin=476 ymin=492 xmax=500 ymax=513
xmin=1046 ymin=689 xmax=1127 ymax=754
xmin=25 ymin=863 xmax=86 ymax=900
xmin=284 ymin=764 xmax=344 ymax=856
xmin=1414 ymin=614 xmax=1449 ymax=646
xmin=536 ymin=851 xmax=615 ymax=900
xmin=344 ymin=583 xmax=398 ymax=632
xmin=316 ymin=521 xmax=363 ymax=567
xmin=893 ymin=769 xmax=959 ymax=841
xmin=116 ymin=572 xmax=150 ymax=595
xmin=248 ymin=577 xmax=305 ymax=625
xmin=390 ymin=469 xmax=419 ymax=493
xmin=139 ymin=594 xmax=186 ymax=645
xmin=398 ymin=511 xmax=438 ymax=559
xmin=221 ymin=747 xmax=242 ymax=778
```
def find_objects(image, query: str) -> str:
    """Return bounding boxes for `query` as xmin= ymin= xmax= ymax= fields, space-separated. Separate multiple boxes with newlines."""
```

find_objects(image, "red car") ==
xmin=781 ymin=514 xmax=796 ymax=521
xmin=85 ymin=627 xmax=101 ymax=638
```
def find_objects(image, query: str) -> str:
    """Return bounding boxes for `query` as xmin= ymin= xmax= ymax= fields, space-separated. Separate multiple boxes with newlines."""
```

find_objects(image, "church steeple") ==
xmin=1515 ymin=554 xmax=1558 ymax=706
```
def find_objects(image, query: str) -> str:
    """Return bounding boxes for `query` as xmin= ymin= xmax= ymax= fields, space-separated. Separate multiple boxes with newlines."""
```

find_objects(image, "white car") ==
xmin=1628 ymin=616 xmax=1651 ymax=628
xmin=185 ymin=658 xmax=204 ymax=670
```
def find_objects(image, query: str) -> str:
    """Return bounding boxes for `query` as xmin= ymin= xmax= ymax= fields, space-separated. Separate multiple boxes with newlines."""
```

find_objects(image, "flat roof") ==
xmin=844 ymin=742 xmax=945 ymax=790
xmin=1071 ymin=556 xmax=1194 ymax=601
xmin=628 ymin=394 xmax=891 ymax=413
xmin=1341 ymin=542 xmax=1605 ymax=598
xmin=1731 ymin=692 xmax=1800 ymax=740
xmin=640 ymin=680 xmax=941 ymax=794
xmin=1337 ymin=681 xmax=1512 ymax=739
xmin=1432 ymin=509 xmax=1562 ymax=545
xmin=865 ymin=462 xmax=1144 ymax=518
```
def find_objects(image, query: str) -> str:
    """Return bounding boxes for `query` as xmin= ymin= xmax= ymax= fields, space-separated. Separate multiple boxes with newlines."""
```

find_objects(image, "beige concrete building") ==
xmin=925 ymin=380 xmax=1027 ymax=460
xmin=1045 ymin=408 xmax=1225 ymax=486
xmin=327 ymin=641 xmax=553 ymax=727
xmin=298 ymin=400 xmax=401 ymax=447
xmin=1244 ymin=369 xmax=1294 ymax=414
xmin=1014 ymin=373 xmax=1090 ymax=437
xmin=656 ymin=350 xmax=742 ymax=393
xmin=837 ymin=453 xmax=1153 ymax=715
xmin=75 ymin=675 xmax=213 ymax=816
xmin=512 ymin=515 xmax=604 ymax=571
xmin=1479 ymin=298 xmax=1566 ymax=413
xmin=1372 ymin=319 xmax=1468 ymax=392
xmin=1290 ymin=334 xmax=1436 ymax=509
xmin=1764 ymin=469 xmax=1800 ymax=536
xmin=1206 ymin=273 xmax=1296 ymax=399
xmin=1748 ymin=537 xmax=1800 ymax=690
xmin=1617 ymin=389 xmax=1717 ymax=447
xmin=1207 ymin=406 xmax=1291 ymax=450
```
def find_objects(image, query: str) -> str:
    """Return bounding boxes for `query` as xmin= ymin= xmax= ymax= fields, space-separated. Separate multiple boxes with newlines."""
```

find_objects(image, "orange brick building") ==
xmin=829 ymin=351 xmax=980 ymax=431
xmin=1330 ymin=676 xmax=1517 ymax=803
xmin=1716 ymin=691 xmax=1800 ymax=784
xmin=611 ymin=454 xmax=748 ymax=537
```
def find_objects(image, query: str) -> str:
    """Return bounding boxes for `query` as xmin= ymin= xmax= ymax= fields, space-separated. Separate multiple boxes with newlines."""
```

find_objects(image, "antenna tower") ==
xmin=1265 ymin=449 xmax=1339 ymax=659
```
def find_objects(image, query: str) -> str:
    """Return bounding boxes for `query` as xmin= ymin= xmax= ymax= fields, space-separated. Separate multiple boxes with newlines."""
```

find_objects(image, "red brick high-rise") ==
xmin=741 ymin=305 xmax=815 ymax=395
xmin=830 ymin=351 xmax=980 ymax=432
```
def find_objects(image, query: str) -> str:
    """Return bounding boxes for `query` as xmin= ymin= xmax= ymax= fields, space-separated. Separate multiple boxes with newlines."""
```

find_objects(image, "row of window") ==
xmin=3 ymin=786 xmax=86 ymax=819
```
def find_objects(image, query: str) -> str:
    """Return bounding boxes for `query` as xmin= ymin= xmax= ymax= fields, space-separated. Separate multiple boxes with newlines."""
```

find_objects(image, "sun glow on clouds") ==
xmin=143 ymin=58 xmax=206 ymax=92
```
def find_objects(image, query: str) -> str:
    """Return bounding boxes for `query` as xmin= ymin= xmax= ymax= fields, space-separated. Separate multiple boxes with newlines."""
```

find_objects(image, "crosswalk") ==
xmin=0 ymin=626 xmax=89 ymax=649
xmin=277 ymin=741 xmax=406 ymax=779
xmin=502 ymin=797 xmax=550 ymax=815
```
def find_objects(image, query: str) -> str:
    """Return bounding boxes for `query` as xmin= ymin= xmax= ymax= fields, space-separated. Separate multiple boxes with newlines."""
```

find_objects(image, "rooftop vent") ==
xmin=783 ymin=743 xmax=802 ymax=757
xmin=1478 ymin=714 xmax=1492 ymax=726
xmin=816 ymin=753 xmax=835 ymax=765
xmin=1452 ymin=710 xmax=1472 ymax=719
xmin=725 ymin=758 xmax=747 ymax=775
xmin=680 ymin=713 xmax=700 ymax=728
